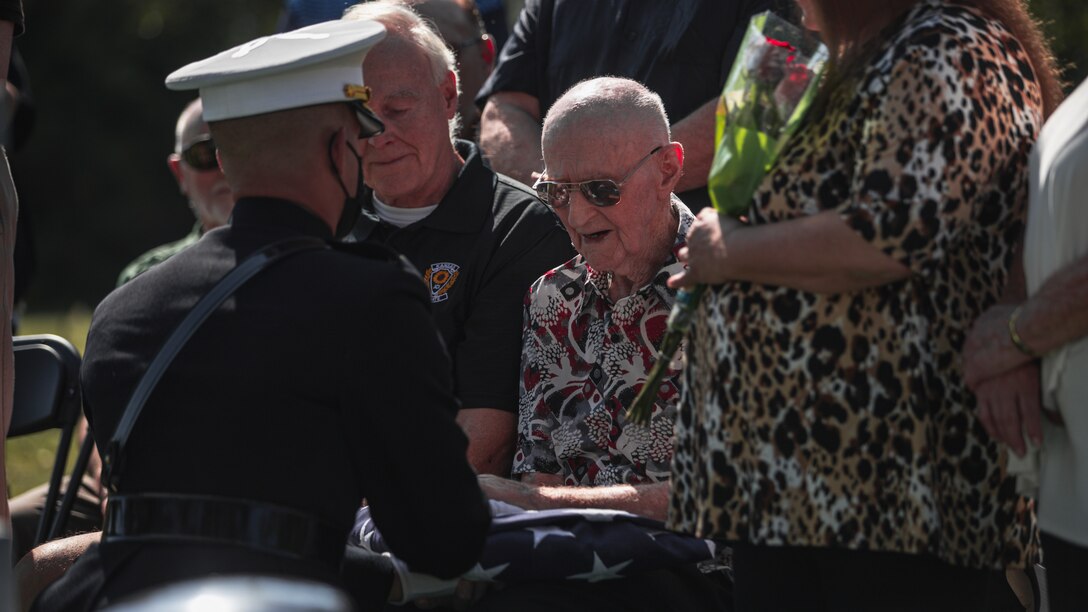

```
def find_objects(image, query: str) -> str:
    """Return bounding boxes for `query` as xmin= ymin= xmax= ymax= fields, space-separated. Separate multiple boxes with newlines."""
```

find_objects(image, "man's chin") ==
xmin=366 ymin=174 xmax=415 ymax=198
xmin=581 ymin=252 xmax=619 ymax=276
xmin=371 ymin=186 xmax=422 ymax=207
xmin=365 ymin=154 xmax=413 ymax=172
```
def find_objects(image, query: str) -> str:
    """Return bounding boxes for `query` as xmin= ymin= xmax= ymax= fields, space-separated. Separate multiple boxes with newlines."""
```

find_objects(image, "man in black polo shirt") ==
xmin=343 ymin=2 xmax=573 ymax=476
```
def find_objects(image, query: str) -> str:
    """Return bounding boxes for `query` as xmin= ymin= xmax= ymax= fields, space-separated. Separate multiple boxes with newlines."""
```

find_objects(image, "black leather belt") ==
xmin=103 ymin=494 xmax=346 ymax=570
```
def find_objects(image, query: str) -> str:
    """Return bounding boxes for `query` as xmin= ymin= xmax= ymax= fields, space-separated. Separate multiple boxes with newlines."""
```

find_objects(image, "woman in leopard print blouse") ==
xmin=666 ymin=1 xmax=1063 ymax=609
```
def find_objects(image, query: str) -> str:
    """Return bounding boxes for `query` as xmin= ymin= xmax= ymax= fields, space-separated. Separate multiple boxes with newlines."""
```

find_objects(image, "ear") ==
xmin=329 ymin=127 xmax=346 ymax=173
xmin=167 ymin=154 xmax=186 ymax=194
xmin=658 ymin=142 xmax=684 ymax=193
xmin=440 ymin=70 xmax=458 ymax=120
xmin=331 ymin=126 xmax=364 ymax=194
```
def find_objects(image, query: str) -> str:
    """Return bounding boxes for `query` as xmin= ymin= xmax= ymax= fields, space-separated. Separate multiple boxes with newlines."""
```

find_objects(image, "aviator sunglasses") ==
xmin=180 ymin=135 xmax=219 ymax=172
xmin=533 ymin=145 xmax=665 ymax=209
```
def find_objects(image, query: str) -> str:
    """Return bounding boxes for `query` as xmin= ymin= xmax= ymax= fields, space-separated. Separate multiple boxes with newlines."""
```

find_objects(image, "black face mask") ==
xmin=328 ymin=133 xmax=367 ymax=240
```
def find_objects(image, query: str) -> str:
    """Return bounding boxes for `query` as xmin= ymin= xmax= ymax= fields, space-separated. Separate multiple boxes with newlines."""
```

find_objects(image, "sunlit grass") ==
xmin=6 ymin=307 xmax=92 ymax=496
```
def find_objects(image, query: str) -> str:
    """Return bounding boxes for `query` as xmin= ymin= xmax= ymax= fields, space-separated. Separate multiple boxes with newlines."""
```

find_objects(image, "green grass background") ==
xmin=6 ymin=309 xmax=92 ymax=497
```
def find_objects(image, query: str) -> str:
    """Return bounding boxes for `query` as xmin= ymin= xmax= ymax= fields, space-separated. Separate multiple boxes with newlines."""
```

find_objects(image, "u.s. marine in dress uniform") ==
xmin=33 ymin=19 xmax=490 ymax=611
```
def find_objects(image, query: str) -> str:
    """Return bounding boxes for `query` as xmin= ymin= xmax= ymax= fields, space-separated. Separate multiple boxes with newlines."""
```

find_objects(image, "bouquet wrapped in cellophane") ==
xmin=627 ymin=12 xmax=827 ymax=424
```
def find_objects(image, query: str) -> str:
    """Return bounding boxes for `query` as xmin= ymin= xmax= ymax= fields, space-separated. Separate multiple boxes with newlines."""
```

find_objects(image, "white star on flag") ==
xmin=644 ymin=529 xmax=667 ymax=542
xmin=566 ymin=553 xmax=633 ymax=583
xmin=466 ymin=561 xmax=510 ymax=582
xmin=526 ymin=526 xmax=577 ymax=548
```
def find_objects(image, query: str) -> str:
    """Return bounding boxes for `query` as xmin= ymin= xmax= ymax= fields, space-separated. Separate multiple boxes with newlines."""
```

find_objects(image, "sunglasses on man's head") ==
xmin=533 ymin=145 xmax=665 ymax=209
xmin=180 ymin=136 xmax=219 ymax=171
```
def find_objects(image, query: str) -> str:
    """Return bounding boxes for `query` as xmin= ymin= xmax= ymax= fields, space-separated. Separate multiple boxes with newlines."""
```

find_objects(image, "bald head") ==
xmin=543 ymin=77 xmax=671 ymax=155
xmin=168 ymin=98 xmax=233 ymax=231
xmin=175 ymin=98 xmax=208 ymax=154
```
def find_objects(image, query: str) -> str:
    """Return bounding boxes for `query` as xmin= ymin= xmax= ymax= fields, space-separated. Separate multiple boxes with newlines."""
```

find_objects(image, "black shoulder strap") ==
xmin=103 ymin=236 xmax=327 ymax=492
xmin=329 ymin=240 xmax=422 ymax=281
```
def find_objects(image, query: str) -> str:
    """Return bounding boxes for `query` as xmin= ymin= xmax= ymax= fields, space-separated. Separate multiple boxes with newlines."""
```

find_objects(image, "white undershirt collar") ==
xmin=372 ymin=195 xmax=438 ymax=228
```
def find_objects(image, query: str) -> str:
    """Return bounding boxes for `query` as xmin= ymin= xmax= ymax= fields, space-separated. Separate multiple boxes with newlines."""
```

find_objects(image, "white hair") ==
xmin=344 ymin=0 xmax=462 ymax=139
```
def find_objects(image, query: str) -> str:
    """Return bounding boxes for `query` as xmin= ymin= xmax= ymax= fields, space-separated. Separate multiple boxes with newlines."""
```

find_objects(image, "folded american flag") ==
xmin=352 ymin=500 xmax=721 ymax=592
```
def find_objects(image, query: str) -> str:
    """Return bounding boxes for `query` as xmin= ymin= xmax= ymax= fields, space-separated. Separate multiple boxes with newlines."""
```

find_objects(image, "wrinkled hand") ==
xmin=668 ymin=208 xmax=744 ymax=288
xmin=974 ymin=361 xmax=1042 ymax=457
xmin=416 ymin=579 xmax=491 ymax=611
xmin=963 ymin=304 xmax=1031 ymax=390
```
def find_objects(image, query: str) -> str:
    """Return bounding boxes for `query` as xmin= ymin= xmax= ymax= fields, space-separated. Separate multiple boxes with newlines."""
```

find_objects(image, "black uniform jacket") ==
xmin=36 ymin=198 xmax=490 ymax=609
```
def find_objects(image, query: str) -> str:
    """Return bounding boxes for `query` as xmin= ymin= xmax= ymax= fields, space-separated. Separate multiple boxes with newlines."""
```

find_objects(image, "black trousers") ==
xmin=1041 ymin=531 xmax=1088 ymax=612
xmin=731 ymin=544 xmax=1023 ymax=612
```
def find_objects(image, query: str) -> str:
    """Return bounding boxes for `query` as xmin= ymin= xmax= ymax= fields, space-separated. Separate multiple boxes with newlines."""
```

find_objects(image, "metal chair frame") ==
xmin=9 ymin=334 xmax=89 ymax=546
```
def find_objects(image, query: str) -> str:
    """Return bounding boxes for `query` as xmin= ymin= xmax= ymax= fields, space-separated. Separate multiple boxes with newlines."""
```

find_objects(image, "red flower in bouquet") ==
xmin=748 ymin=37 xmax=796 ymax=86
xmin=774 ymin=63 xmax=814 ymax=121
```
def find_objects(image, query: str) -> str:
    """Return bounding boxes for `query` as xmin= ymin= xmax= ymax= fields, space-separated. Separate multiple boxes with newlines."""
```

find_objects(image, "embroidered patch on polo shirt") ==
xmin=424 ymin=262 xmax=460 ymax=303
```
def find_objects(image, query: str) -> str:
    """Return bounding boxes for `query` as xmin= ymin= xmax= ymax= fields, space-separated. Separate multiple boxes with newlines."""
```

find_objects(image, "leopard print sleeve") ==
xmin=838 ymin=9 xmax=1042 ymax=280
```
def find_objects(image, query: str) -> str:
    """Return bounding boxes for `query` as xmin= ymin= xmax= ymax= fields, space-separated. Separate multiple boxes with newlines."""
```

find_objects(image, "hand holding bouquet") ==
xmin=626 ymin=12 xmax=827 ymax=424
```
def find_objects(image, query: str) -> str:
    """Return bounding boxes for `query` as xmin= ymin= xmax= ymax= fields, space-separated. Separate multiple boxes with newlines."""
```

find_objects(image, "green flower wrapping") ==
xmin=626 ymin=12 xmax=828 ymax=425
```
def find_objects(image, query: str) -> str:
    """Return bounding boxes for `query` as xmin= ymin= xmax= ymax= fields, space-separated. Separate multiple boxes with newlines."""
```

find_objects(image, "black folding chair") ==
xmin=8 ymin=334 xmax=90 ymax=546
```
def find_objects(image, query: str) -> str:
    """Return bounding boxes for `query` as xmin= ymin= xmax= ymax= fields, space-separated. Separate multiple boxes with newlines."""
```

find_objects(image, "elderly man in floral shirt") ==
xmin=473 ymin=76 xmax=728 ymax=612
xmin=480 ymin=76 xmax=693 ymax=522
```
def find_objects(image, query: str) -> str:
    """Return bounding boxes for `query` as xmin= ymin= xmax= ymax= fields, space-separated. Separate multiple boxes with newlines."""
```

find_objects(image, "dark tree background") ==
xmin=14 ymin=0 xmax=282 ymax=310
xmin=10 ymin=0 xmax=1088 ymax=310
